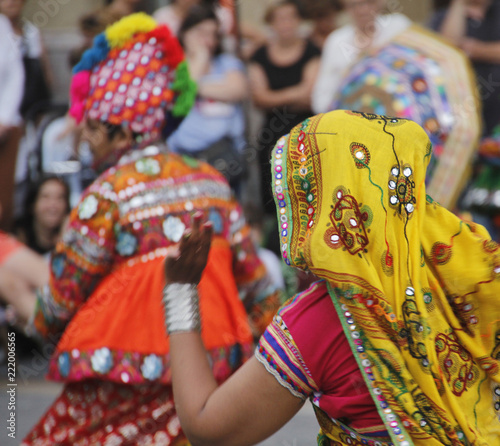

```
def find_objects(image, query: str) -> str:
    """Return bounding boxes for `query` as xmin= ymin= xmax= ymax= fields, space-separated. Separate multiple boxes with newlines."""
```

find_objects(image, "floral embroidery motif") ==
xmin=136 ymin=158 xmax=161 ymax=175
xmin=58 ymin=352 xmax=71 ymax=378
xmin=430 ymin=242 xmax=452 ymax=265
xmin=435 ymin=332 xmax=479 ymax=396
xmin=141 ymin=354 xmax=163 ymax=381
xmin=162 ymin=216 xmax=185 ymax=243
xmin=78 ymin=195 xmax=99 ymax=220
xmin=350 ymin=142 xmax=371 ymax=169
xmin=388 ymin=163 xmax=416 ymax=218
xmin=91 ymin=347 xmax=114 ymax=374
xmin=116 ymin=232 xmax=138 ymax=256
xmin=328 ymin=187 xmax=372 ymax=256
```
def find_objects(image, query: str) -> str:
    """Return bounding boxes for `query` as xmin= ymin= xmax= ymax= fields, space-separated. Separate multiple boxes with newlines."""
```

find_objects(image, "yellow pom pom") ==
xmin=105 ymin=13 xmax=157 ymax=49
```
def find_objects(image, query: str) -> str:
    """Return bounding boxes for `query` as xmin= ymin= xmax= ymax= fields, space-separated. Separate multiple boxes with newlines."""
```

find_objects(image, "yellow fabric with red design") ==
xmin=272 ymin=110 xmax=500 ymax=445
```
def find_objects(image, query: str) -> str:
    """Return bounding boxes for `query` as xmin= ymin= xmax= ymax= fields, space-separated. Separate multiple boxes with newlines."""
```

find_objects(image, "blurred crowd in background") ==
xmin=1 ymin=0 xmax=500 ymax=358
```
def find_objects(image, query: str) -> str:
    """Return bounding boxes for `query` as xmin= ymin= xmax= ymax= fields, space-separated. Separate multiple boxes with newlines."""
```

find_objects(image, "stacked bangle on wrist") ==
xmin=162 ymin=283 xmax=201 ymax=335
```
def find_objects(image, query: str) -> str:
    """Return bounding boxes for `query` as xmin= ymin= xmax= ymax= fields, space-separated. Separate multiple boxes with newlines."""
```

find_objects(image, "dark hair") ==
xmin=304 ymin=0 xmax=343 ymax=19
xmin=264 ymin=1 xmax=304 ymax=24
xmin=18 ymin=175 xmax=71 ymax=254
xmin=178 ymin=5 xmax=222 ymax=56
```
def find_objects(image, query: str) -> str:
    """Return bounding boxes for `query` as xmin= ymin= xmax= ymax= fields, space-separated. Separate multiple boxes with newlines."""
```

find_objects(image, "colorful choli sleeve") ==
xmin=228 ymin=199 xmax=282 ymax=338
xmin=255 ymin=312 xmax=319 ymax=400
xmin=31 ymin=186 xmax=119 ymax=339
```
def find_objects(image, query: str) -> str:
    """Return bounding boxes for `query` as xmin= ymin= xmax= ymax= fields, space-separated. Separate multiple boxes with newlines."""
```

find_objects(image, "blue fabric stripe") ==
xmin=262 ymin=329 xmax=310 ymax=386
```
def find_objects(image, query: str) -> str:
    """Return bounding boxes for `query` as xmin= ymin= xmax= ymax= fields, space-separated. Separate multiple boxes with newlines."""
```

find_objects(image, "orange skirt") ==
xmin=48 ymin=238 xmax=253 ymax=384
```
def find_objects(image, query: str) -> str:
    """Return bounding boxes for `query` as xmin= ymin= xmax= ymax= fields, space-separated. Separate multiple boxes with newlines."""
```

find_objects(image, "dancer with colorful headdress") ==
xmin=15 ymin=13 xmax=279 ymax=446
xmin=162 ymin=110 xmax=500 ymax=445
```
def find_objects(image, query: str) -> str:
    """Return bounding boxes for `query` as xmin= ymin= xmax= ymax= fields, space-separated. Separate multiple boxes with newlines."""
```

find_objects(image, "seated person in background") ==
xmin=312 ymin=0 xmax=411 ymax=114
xmin=430 ymin=0 xmax=500 ymax=136
xmin=15 ymin=175 xmax=70 ymax=257
xmin=167 ymin=5 xmax=249 ymax=192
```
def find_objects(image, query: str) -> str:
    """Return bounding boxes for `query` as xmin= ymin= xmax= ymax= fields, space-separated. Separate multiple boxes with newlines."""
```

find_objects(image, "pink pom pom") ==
xmin=69 ymin=71 xmax=91 ymax=123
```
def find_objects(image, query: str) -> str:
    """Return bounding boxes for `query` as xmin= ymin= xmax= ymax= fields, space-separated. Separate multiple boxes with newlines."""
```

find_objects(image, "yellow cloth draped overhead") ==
xmin=271 ymin=110 xmax=500 ymax=445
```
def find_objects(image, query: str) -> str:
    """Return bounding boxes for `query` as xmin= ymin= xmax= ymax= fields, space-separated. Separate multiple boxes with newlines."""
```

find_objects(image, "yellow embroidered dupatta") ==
xmin=271 ymin=110 xmax=500 ymax=445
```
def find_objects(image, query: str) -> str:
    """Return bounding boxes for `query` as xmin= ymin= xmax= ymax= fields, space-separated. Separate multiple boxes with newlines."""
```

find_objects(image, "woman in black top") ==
xmin=249 ymin=0 xmax=320 ymax=251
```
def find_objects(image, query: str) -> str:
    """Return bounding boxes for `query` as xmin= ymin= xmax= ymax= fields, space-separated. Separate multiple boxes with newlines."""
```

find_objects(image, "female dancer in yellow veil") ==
xmin=162 ymin=110 xmax=500 ymax=446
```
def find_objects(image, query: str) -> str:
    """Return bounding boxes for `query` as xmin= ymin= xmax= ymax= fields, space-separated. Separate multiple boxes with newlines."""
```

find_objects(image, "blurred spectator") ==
xmin=0 ymin=10 xmax=24 ymax=232
xmin=430 ymin=0 xmax=500 ymax=136
xmin=153 ymin=0 xmax=224 ymax=35
xmin=305 ymin=0 xmax=343 ymax=49
xmin=248 ymin=0 xmax=320 ymax=227
xmin=15 ymin=175 xmax=70 ymax=257
xmin=312 ymin=0 xmax=411 ymax=113
xmin=0 ymin=0 xmax=52 ymax=119
xmin=167 ymin=5 xmax=249 ymax=192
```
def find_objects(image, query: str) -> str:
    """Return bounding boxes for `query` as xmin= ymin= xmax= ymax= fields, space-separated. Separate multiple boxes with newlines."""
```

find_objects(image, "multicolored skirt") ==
xmin=22 ymin=380 xmax=188 ymax=446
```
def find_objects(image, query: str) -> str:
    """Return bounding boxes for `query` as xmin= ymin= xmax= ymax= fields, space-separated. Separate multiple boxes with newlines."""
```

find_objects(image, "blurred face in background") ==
xmin=0 ymin=0 xmax=25 ymax=20
xmin=268 ymin=3 xmax=302 ymax=42
xmin=184 ymin=18 xmax=219 ymax=55
xmin=342 ymin=0 xmax=385 ymax=31
xmin=33 ymin=179 xmax=69 ymax=231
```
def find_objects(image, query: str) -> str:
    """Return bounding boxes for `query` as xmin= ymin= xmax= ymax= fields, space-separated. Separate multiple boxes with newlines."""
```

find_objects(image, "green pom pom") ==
xmin=172 ymin=61 xmax=197 ymax=118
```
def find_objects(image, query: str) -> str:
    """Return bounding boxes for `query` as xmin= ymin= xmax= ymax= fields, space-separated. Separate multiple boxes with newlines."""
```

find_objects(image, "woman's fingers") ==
xmin=192 ymin=211 xmax=203 ymax=235
xmin=164 ymin=214 xmax=214 ymax=284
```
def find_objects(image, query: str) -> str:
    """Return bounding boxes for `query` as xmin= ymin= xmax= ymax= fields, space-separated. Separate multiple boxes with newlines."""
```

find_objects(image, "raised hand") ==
xmin=164 ymin=212 xmax=213 ymax=285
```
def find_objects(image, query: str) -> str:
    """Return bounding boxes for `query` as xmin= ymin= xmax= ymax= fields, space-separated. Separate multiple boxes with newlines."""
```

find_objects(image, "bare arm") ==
xmin=438 ymin=0 xmax=468 ymax=46
xmin=249 ymin=57 xmax=319 ymax=111
xmin=164 ymin=215 xmax=304 ymax=446
xmin=462 ymin=39 xmax=500 ymax=64
xmin=171 ymin=336 xmax=304 ymax=446
xmin=0 ymin=268 xmax=37 ymax=327
xmin=0 ymin=244 xmax=49 ymax=325
xmin=2 ymin=245 xmax=49 ymax=288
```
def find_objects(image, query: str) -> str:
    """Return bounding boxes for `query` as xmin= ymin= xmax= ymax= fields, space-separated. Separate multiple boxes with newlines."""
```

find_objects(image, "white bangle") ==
xmin=162 ymin=283 xmax=201 ymax=335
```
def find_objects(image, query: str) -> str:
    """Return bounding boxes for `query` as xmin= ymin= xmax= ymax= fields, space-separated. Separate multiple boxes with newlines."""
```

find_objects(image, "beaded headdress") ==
xmin=69 ymin=13 xmax=196 ymax=144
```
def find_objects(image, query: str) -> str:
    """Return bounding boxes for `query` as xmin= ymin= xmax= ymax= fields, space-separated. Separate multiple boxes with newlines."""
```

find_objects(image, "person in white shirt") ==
xmin=311 ymin=0 xmax=411 ymax=113
xmin=0 ymin=12 xmax=24 ymax=231
xmin=0 ymin=13 xmax=23 ymax=138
